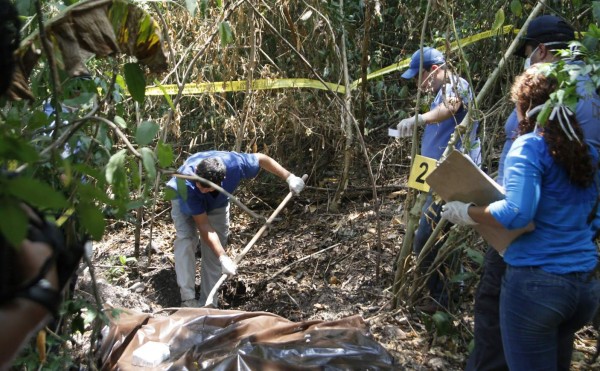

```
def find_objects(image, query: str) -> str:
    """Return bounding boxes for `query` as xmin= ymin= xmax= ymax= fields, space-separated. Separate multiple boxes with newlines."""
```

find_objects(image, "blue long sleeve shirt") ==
xmin=488 ymin=132 xmax=599 ymax=274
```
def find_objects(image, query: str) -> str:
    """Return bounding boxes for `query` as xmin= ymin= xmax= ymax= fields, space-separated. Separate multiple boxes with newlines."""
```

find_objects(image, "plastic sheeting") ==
xmin=97 ymin=307 xmax=397 ymax=370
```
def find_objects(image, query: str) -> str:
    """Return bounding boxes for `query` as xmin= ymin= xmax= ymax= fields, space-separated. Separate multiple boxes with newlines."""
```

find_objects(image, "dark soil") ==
xmin=77 ymin=183 xmax=600 ymax=370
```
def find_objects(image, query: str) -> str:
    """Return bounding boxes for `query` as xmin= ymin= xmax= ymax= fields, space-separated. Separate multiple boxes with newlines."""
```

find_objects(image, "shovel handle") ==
xmin=204 ymin=174 xmax=308 ymax=307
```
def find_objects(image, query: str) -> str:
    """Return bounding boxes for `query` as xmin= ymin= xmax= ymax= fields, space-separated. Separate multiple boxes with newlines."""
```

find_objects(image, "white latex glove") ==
xmin=286 ymin=174 xmax=305 ymax=194
xmin=219 ymin=255 xmax=237 ymax=276
xmin=396 ymin=114 xmax=424 ymax=138
xmin=441 ymin=201 xmax=478 ymax=226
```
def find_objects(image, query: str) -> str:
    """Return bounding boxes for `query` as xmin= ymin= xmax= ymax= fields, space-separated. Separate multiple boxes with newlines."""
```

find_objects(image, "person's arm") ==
xmin=420 ymin=96 xmax=462 ymax=124
xmin=467 ymin=205 xmax=505 ymax=227
xmin=192 ymin=213 xmax=226 ymax=258
xmin=0 ymin=239 xmax=59 ymax=370
xmin=255 ymin=153 xmax=292 ymax=180
xmin=192 ymin=212 xmax=237 ymax=275
xmin=397 ymin=95 xmax=464 ymax=137
xmin=255 ymin=153 xmax=305 ymax=194
xmin=443 ymin=138 xmax=541 ymax=229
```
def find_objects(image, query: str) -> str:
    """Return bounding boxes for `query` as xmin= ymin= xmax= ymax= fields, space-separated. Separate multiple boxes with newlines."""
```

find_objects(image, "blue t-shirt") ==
xmin=166 ymin=151 xmax=260 ymax=215
xmin=574 ymin=66 xmax=600 ymax=151
xmin=496 ymin=110 xmax=519 ymax=186
xmin=421 ymin=76 xmax=479 ymax=160
xmin=488 ymin=132 xmax=599 ymax=274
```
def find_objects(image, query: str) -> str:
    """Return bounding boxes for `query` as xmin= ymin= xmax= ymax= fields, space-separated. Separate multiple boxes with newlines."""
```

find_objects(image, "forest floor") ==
xmin=77 ymin=181 xmax=600 ymax=370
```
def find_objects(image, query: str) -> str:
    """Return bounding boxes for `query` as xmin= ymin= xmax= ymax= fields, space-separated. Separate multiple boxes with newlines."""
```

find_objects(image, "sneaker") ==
xmin=181 ymin=299 xmax=200 ymax=308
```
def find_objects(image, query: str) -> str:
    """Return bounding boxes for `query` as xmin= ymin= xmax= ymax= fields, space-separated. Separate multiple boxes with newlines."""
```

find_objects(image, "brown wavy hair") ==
xmin=510 ymin=66 xmax=595 ymax=188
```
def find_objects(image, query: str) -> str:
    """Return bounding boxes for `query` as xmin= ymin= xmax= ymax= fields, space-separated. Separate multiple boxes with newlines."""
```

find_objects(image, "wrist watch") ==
xmin=15 ymin=278 xmax=61 ymax=317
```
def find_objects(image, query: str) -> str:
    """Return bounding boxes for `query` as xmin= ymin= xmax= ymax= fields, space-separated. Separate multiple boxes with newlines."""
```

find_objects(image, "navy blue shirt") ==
xmin=166 ymin=151 xmax=260 ymax=215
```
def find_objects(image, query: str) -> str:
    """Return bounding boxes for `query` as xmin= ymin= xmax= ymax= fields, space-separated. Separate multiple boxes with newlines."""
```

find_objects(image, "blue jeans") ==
xmin=500 ymin=266 xmax=600 ymax=371
xmin=413 ymin=193 xmax=454 ymax=306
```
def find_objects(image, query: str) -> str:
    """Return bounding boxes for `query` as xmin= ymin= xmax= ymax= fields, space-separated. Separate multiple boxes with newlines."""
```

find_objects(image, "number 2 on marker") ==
xmin=407 ymin=155 xmax=437 ymax=192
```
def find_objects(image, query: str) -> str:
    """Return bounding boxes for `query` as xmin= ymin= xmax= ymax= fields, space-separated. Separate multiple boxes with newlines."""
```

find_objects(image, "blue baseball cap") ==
xmin=516 ymin=15 xmax=575 ymax=57
xmin=401 ymin=47 xmax=445 ymax=79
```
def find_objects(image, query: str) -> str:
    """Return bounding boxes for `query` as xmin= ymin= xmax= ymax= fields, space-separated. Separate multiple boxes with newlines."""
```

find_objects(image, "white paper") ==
xmin=132 ymin=341 xmax=170 ymax=367
xmin=388 ymin=128 xmax=400 ymax=138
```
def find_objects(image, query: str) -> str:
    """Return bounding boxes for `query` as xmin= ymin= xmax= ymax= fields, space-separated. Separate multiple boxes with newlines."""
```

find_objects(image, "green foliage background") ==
xmin=1 ymin=0 xmax=599 ymax=364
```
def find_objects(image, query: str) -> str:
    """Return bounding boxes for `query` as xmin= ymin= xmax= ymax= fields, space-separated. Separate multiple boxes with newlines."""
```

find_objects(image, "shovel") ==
xmin=204 ymin=174 xmax=308 ymax=306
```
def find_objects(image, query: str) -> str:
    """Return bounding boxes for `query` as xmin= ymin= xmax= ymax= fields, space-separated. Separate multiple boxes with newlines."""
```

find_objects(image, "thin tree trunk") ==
xmin=331 ymin=0 xmax=353 ymax=212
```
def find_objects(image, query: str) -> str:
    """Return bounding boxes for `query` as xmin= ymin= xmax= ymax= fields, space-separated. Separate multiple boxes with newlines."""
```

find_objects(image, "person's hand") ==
xmin=286 ymin=174 xmax=305 ymax=194
xmin=441 ymin=201 xmax=477 ymax=226
xmin=219 ymin=255 xmax=237 ymax=276
xmin=396 ymin=114 xmax=424 ymax=137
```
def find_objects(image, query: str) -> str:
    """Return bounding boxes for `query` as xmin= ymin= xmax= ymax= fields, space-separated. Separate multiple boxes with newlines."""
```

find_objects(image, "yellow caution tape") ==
xmin=146 ymin=78 xmax=345 ymax=96
xmin=145 ymin=25 xmax=519 ymax=96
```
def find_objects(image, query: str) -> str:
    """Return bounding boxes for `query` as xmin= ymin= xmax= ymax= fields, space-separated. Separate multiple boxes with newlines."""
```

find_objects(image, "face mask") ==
xmin=523 ymin=41 xmax=567 ymax=70
xmin=523 ymin=45 xmax=539 ymax=70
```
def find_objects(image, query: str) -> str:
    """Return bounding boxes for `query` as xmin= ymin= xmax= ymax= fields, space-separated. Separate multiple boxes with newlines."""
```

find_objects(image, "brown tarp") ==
xmin=97 ymin=307 xmax=397 ymax=370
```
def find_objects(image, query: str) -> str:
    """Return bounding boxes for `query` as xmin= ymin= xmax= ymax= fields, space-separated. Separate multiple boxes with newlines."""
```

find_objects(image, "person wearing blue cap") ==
xmin=399 ymin=47 xmax=480 ymax=314
xmin=466 ymin=14 xmax=600 ymax=371
xmin=444 ymin=64 xmax=600 ymax=371
xmin=166 ymin=151 xmax=305 ymax=308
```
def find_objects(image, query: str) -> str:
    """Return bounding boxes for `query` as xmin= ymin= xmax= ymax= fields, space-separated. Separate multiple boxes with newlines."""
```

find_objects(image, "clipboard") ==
xmin=426 ymin=150 xmax=534 ymax=253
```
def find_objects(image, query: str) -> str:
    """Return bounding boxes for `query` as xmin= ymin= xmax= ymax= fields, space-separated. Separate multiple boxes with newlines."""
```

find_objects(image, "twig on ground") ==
xmin=269 ymin=243 xmax=341 ymax=280
xmin=276 ymin=282 xmax=301 ymax=310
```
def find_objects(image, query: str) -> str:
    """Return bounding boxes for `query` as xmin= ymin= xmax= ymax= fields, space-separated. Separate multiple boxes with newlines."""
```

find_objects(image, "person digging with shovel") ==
xmin=166 ymin=151 xmax=305 ymax=308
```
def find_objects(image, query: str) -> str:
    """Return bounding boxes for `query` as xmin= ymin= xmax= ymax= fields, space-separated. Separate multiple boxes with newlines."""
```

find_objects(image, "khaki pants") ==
xmin=171 ymin=200 xmax=229 ymax=307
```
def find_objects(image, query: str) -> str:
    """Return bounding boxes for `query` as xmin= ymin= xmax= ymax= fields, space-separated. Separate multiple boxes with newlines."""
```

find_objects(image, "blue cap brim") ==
xmin=401 ymin=68 xmax=418 ymax=79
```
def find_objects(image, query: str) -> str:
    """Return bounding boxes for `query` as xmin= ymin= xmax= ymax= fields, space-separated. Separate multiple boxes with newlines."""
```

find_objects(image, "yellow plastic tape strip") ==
xmin=350 ymin=25 xmax=517 ymax=88
xmin=145 ymin=25 xmax=518 ymax=96
xmin=407 ymin=154 xmax=438 ymax=192
xmin=145 ymin=78 xmax=346 ymax=96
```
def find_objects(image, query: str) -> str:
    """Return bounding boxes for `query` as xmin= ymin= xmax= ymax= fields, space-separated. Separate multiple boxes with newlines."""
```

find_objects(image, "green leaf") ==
xmin=126 ymin=199 xmax=146 ymax=210
xmin=153 ymin=79 xmax=176 ymax=111
xmin=492 ymin=9 xmax=505 ymax=32
xmin=200 ymin=0 xmax=208 ymax=17
xmin=28 ymin=110 xmax=51 ymax=130
xmin=0 ymin=201 xmax=28 ymax=248
xmin=140 ymin=147 xmax=157 ymax=179
xmin=450 ymin=271 xmax=475 ymax=283
xmin=176 ymin=177 xmax=188 ymax=201
xmin=77 ymin=183 xmax=112 ymax=205
xmin=114 ymin=115 xmax=127 ymax=129
xmin=185 ymin=0 xmax=197 ymax=15
xmin=465 ymin=248 xmax=483 ymax=266
xmin=135 ymin=121 xmax=159 ymax=145
xmin=124 ymin=63 xmax=146 ymax=104
xmin=431 ymin=311 xmax=452 ymax=336
xmin=594 ymin=1 xmax=600 ymax=25
xmin=163 ymin=187 xmax=179 ymax=201
xmin=73 ymin=163 xmax=106 ymax=186
xmin=119 ymin=255 xmax=127 ymax=265
xmin=537 ymin=100 xmax=553 ymax=126
xmin=83 ymin=308 xmax=97 ymax=326
xmin=77 ymin=203 xmax=106 ymax=240
xmin=219 ymin=21 xmax=234 ymax=46
xmin=509 ymin=0 xmax=522 ymax=17
xmin=7 ymin=177 xmax=67 ymax=209
xmin=106 ymin=149 xmax=127 ymax=184
xmin=157 ymin=141 xmax=174 ymax=168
